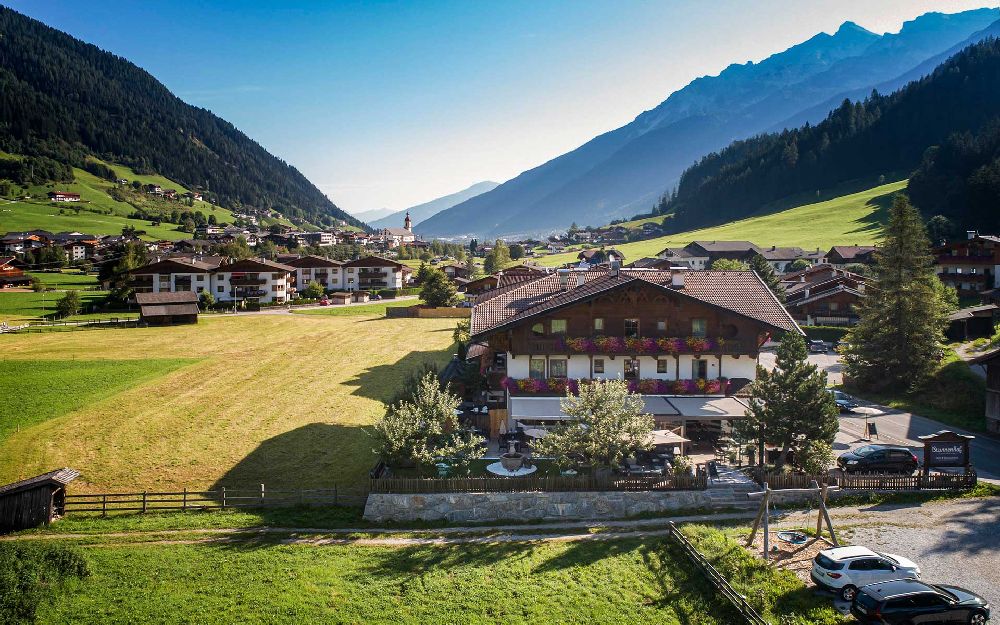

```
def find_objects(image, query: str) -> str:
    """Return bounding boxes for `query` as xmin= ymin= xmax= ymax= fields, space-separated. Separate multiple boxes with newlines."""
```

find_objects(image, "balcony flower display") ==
xmin=593 ymin=335 xmax=625 ymax=353
xmin=564 ymin=337 xmax=596 ymax=353
xmin=560 ymin=335 xmax=726 ymax=355
xmin=503 ymin=377 xmax=726 ymax=396
xmin=685 ymin=337 xmax=709 ymax=353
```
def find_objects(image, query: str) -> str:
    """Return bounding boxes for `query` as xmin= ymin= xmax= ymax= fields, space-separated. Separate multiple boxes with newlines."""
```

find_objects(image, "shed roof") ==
xmin=0 ymin=468 xmax=80 ymax=496
xmin=135 ymin=291 xmax=199 ymax=305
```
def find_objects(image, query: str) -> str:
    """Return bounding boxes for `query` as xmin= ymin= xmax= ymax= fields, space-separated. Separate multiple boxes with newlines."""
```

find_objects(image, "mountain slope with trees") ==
xmin=417 ymin=9 xmax=1000 ymax=238
xmin=0 ymin=7 xmax=364 ymax=229
xmin=661 ymin=38 xmax=1000 ymax=234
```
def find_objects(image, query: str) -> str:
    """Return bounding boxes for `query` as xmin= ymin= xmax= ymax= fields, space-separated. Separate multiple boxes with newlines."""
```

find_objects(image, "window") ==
xmin=656 ymin=320 xmax=667 ymax=332
xmin=624 ymin=318 xmax=639 ymax=338
xmin=529 ymin=358 xmax=546 ymax=380
xmin=829 ymin=302 xmax=839 ymax=312
xmin=551 ymin=319 xmax=567 ymax=334
xmin=692 ymin=358 xmax=707 ymax=380
xmin=624 ymin=358 xmax=639 ymax=380
xmin=531 ymin=323 xmax=545 ymax=337
xmin=691 ymin=318 xmax=707 ymax=338
xmin=549 ymin=358 xmax=567 ymax=379
xmin=848 ymin=559 xmax=874 ymax=571
xmin=593 ymin=318 xmax=604 ymax=331
xmin=657 ymin=359 xmax=668 ymax=374
xmin=593 ymin=358 xmax=605 ymax=374
xmin=217 ymin=285 xmax=224 ymax=293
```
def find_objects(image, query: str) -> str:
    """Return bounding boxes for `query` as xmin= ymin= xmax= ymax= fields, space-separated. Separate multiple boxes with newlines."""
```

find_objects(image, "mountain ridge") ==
xmin=371 ymin=180 xmax=498 ymax=230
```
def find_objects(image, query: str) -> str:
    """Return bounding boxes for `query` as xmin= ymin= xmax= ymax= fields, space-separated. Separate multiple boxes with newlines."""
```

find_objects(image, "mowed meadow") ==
xmin=0 ymin=313 xmax=458 ymax=492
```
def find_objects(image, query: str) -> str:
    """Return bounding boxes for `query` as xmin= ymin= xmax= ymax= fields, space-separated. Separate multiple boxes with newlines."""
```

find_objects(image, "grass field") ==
xmin=0 ymin=290 xmax=113 ymax=322
xmin=293 ymin=299 xmax=420 ymax=317
xmin=13 ymin=523 xmax=843 ymax=625
xmin=0 ymin=313 xmax=458 ymax=492
xmin=537 ymin=179 xmax=906 ymax=267
xmin=26 ymin=270 xmax=100 ymax=289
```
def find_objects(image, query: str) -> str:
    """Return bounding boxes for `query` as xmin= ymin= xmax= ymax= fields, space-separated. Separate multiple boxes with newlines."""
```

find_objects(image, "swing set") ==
xmin=744 ymin=479 xmax=840 ymax=561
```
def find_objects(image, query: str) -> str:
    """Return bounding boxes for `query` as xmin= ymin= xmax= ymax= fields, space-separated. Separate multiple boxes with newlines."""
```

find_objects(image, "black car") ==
xmin=809 ymin=339 xmax=829 ymax=353
xmin=852 ymin=578 xmax=990 ymax=624
xmin=838 ymin=445 xmax=919 ymax=474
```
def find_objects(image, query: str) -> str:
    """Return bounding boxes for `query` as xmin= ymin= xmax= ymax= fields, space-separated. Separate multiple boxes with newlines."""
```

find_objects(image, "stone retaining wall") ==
xmin=363 ymin=489 xmax=752 ymax=523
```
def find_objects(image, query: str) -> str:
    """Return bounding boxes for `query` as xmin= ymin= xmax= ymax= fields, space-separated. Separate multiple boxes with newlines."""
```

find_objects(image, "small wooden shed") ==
xmin=329 ymin=291 xmax=352 ymax=305
xmin=135 ymin=291 xmax=200 ymax=325
xmin=0 ymin=468 xmax=79 ymax=534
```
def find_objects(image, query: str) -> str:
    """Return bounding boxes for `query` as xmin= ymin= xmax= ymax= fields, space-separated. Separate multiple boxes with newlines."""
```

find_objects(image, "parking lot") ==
xmin=772 ymin=497 xmax=1000 ymax=615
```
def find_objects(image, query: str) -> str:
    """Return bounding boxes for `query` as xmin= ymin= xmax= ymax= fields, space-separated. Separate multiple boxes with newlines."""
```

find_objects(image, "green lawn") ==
xmin=0 ymin=359 xmax=194 ymax=447
xmin=0 ymin=314 xmax=458 ymax=492
xmin=537 ymin=179 xmax=906 ymax=266
xmin=17 ymin=524 xmax=842 ymax=625
xmin=0 ymin=290 xmax=112 ymax=322
xmin=26 ymin=270 xmax=100 ymax=290
xmin=293 ymin=299 xmax=420 ymax=316
xmin=0 ymin=198 xmax=192 ymax=240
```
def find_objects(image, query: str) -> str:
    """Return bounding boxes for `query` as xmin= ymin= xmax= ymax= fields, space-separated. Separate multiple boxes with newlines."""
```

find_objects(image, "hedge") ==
xmin=802 ymin=326 xmax=849 ymax=342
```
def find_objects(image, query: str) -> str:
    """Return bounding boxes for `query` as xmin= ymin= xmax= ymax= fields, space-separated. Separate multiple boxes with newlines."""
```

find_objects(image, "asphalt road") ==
xmin=758 ymin=350 xmax=1000 ymax=480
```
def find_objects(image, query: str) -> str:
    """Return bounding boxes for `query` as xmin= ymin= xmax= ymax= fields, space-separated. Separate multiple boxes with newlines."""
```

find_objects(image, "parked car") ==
xmin=319 ymin=297 xmax=330 ymax=306
xmin=811 ymin=546 xmax=920 ymax=601
xmin=828 ymin=389 xmax=858 ymax=413
xmin=837 ymin=445 xmax=919 ymax=474
xmin=808 ymin=339 xmax=829 ymax=353
xmin=852 ymin=578 xmax=990 ymax=624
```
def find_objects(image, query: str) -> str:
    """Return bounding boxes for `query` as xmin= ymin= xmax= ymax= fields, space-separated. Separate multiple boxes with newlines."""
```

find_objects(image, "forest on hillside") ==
xmin=659 ymin=39 xmax=1000 ymax=234
xmin=0 ymin=7 xmax=365 ymax=230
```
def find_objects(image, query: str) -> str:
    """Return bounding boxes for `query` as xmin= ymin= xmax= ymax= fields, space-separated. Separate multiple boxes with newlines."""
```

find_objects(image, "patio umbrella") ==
xmin=853 ymin=406 xmax=884 ymax=416
xmin=647 ymin=430 xmax=691 ymax=446
xmin=523 ymin=428 xmax=548 ymax=438
xmin=498 ymin=420 xmax=508 ymax=436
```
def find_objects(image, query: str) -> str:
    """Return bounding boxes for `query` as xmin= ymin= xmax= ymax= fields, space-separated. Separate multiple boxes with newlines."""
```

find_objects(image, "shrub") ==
xmin=55 ymin=290 xmax=81 ymax=318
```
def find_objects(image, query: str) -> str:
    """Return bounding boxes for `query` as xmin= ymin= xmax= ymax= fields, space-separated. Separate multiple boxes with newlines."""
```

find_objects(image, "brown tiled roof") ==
xmin=285 ymin=255 xmax=343 ymax=268
xmin=827 ymin=245 xmax=876 ymax=261
xmin=131 ymin=258 xmax=216 ymax=274
xmin=341 ymin=256 xmax=404 ymax=269
xmin=219 ymin=258 xmax=295 ymax=273
xmin=471 ymin=269 xmax=800 ymax=338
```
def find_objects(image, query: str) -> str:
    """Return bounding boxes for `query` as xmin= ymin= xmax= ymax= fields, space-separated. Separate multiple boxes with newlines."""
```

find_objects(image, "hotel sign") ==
xmin=919 ymin=430 xmax=973 ymax=473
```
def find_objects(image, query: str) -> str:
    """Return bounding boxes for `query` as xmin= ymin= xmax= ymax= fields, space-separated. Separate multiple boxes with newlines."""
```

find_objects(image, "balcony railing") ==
xmin=230 ymin=277 xmax=266 ymax=286
xmin=937 ymin=254 xmax=996 ymax=264
xmin=501 ymin=376 xmax=727 ymax=396
xmin=524 ymin=335 xmax=753 ymax=356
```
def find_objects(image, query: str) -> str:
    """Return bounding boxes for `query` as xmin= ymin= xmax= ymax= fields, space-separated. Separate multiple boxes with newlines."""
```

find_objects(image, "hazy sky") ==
xmin=5 ymin=1 xmax=998 ymax=213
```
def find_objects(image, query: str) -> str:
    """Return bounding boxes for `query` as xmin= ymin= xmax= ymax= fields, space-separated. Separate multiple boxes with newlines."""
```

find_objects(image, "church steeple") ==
xmin=404 ymin=211 xmax=412 ymax=232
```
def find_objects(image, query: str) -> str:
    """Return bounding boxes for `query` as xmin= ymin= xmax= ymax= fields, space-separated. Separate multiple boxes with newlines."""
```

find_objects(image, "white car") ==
xmin=811 ymin=546 xmax=920 ymax=601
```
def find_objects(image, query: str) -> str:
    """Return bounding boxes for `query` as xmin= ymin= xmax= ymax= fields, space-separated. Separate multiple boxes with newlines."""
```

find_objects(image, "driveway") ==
xmin=758 ymin=348 xmax=1000 ymax=480
xmin=774 ymin=497 xmax=1000 ymax=612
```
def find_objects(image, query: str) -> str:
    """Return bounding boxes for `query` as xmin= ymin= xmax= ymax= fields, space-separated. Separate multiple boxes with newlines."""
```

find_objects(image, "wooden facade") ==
xmin=973 ymin=349 xmax=1000 ymax=434
xmin=490 ymin=282 xmax=765 ymax=357
xmin=0 ymin=468 xmax=79 ymax=534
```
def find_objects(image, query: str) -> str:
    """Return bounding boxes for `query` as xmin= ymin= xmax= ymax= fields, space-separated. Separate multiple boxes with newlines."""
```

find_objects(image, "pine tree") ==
xmin=749 ymin=254 xmax=785 ymax=302
xmin=420 ymin=269 xmax=459 ymax=307
xmin=744 ymin=332 xmax=839 ymax=469
xmin=843 ymin=195 xmax=948 ymax=391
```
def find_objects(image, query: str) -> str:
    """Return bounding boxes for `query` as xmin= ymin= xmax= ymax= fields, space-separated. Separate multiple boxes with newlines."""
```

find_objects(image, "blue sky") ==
xmin=5 ymin=0 xmax=997 ymax=213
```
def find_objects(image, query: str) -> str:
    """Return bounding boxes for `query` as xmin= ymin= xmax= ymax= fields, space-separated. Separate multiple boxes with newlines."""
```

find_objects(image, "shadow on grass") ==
xmin=351 ymin=541 xmax=533 ymax=580
xmin=344 ymin=344 xmax=456 ymax=403
xmin=846 ymin=188 xmax=896 ymax=237
xmin=531 ymin=536 xmax=645 ymax=574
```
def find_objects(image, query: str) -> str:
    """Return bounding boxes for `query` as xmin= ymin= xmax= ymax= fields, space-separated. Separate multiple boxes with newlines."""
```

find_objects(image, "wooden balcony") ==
xmin=522 ymin=336 xmax=756 ymax=356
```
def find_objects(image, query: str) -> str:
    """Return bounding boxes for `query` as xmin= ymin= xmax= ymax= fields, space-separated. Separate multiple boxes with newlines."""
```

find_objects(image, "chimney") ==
xmin=576 ymin=272 xmax=585 ymax=288
xmin=609 ymin=257 xmax=620 ymax=277
xmin=771 ymin=245 xmax=776 ymax=251
xmin=558 ymin=268 xmax=570 ymax=290
xmin=671 ymin=271 xmax=684 ymax=288
xmin=968 ymin=230 xmax=979 ymax=240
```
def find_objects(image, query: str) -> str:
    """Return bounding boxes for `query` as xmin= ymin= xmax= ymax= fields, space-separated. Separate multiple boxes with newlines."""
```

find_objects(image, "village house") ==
xmin=341 ymin=256 xmax=409 ymax=291
xmin=286 ymin=255 xmax=344 ymax=293
xmin=302 ymin=231 xmax=338 ymax=247
xmin=469 ymin=265 xmax=800 ymax=442
xmin=826 ymin=244 xmax=877 ymax=269
xmin=682 ymin=241 xmax=761 ymax=267
xmin=128 ymin=256 xmax=223 ymax=295
xmin=0 ymin=257 xmax=29 ymax=288
xmin=656 ymin=246 xmax=707 ymax=270
xmin=780 ymin=264 xmax=866 ymax=326
xmin=934 ymin=232 xmax=1000 ymax=296
xmin=758 ymin=246 xmax=826 ymax=273
xmin=438 ymin=262 xmax=471 ymax=281
xmin=972 ymin=348 xmax=1000 ymax=434
xmin=47 ymin=191 xmax=80 ymax=202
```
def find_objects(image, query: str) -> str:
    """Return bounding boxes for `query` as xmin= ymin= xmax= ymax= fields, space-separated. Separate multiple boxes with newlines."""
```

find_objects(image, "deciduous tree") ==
xmin=483 ymin=239 xmax=512 ymax=275
xmin=55 ymin=289 xmax=81 ymax=318
xmin=420 ymin=268 xmax=459 ymax=307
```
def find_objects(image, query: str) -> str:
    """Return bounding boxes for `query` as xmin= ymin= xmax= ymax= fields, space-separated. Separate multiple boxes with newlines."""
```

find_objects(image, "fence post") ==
xmin=102 ymin=494 xmax=107 ymax=517
xmin=260 ymin=483 xmax=265 ymax=505
xmin=142 ymin=491 xmax=147 ymax=513
xmin=182 ymin=488 xmax=187 ymax=513
xmin=221 ymin=486 xmax=226 ymax=509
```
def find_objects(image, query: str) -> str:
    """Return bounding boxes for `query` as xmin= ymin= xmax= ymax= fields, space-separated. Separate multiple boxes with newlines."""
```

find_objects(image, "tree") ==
xmin=415 ymin=262 xmax=433 ymax=285
xmin=55 ymin=289 xmax=81 ymax=318
xmin=749 ymin=254 xmax=785 ymax=302
xmin=468 ymin=239 xmax=478 ymax=255
xmin=302 ymin=280 xmax=325 ymax=299
xmin=108 ymin=241 xmax=148 ymax=302
xmin=925 ymin=215 xmax=956 ymax=245
xmin=744 ymin=332 xmax=839 ymax=469
xmin=370 ymin=372 xmax=483 ymax=471
xmin=843 ymin=195 xmax=949 ymax=391
xmin=843 ymin=263 xmax=869 ymax=276
xmin=509 ymin=243 xmax=525 ymax=260
xmin=483 ymin=239 xmax=512 ymax=275
xmin=710 ymin=258 xmax=749 ymax=271
xmin=256 ymin=239 xmax=278 ymax=260
xmin=29 ymin=275 xmax=44 ymax=292
xmin=466 ymin=259 xmax=484 ymax=281
xmin=797 ymin=440 xmax=835 ymax=475
xmin=198 ymin=290 xmax=215 ymax=310
xmin=532 ymin=379 xmax=654 ymax=472
xmin=788 ymin=258 xmax=812 ymax=272
xmin=420 ymin=268 xmax=459 ymax=307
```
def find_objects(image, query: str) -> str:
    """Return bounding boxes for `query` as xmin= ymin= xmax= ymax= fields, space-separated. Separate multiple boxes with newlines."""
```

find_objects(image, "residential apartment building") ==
xmin=286 ymin=255 xmax=344 ymax=292
xmin=128 ymin=256 xmax=294 ymax=304
xmin=470 ymin=266 xmax=800 ymax=439
xmin=934 ymin=232 xmax=1000 ymax=296
xmin=341 ymin=256 xmax=408 ymax=291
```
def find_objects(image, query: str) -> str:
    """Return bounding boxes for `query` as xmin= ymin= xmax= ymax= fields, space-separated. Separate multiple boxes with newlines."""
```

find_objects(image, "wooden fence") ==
xmin=666 ymin=521 xmax=769 ymax=625
xmin=370 ymin=473 xmax=707 ymax=494
xmin=752 ymin=470 xmax=976 ymax=491
xmin=15 ymin=317 xmax=142 ymax=332
xmin=63 ymin=485 xmax=369 ymax=515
